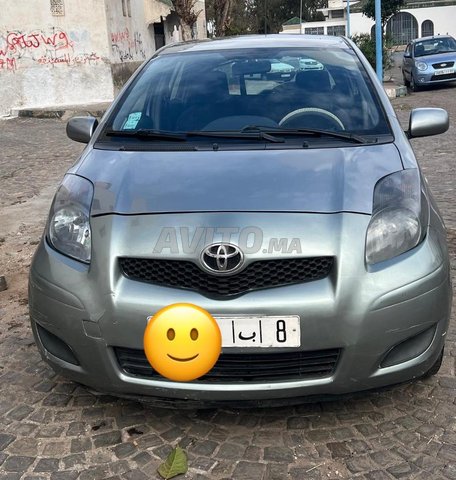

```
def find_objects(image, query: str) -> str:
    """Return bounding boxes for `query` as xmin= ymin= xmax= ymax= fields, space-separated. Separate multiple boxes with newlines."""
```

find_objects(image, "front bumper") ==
xmin=412 ymin=68 xmax=456 ymax=86
xmin=29 ymin=212 xmax=452 ymax=404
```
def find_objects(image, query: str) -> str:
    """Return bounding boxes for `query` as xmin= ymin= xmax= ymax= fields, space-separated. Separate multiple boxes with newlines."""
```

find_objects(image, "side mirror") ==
xmin=407 ymin=108 xmax=449 ymax=138
xmin=403 ymin=52 xmax=411 ymax=58
xmin=66 ymin=116 xmax=98 ymax=143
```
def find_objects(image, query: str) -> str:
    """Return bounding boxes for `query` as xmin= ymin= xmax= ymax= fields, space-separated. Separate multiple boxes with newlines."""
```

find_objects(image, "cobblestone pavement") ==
xmin=0 ymin=85 xmax=455 ymax=480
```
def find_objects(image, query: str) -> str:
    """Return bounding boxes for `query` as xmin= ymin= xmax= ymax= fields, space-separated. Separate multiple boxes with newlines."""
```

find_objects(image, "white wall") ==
xmin=282 ymin=5 xmax=456 ymax=41
xmin=350 ymin=6 xmax=456 ymax=38
xmin=106 ymin=0 xmax=154 ymax=63
xmin=0 ymin=0 xmax=114 ymax=116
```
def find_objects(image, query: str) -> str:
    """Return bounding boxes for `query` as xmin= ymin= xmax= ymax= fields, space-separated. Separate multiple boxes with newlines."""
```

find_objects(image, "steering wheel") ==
xmin=279 ymin=108 xmax=345 ymax=130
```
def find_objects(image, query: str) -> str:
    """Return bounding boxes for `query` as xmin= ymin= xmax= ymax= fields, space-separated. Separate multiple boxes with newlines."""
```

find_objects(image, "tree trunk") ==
xmin=214 ymin=0 xmax=233 ymax=36
xmin=172 ymin=0 xmax=202 ymax=41
xmin=180 ymin=22 xmax=193 ymax=41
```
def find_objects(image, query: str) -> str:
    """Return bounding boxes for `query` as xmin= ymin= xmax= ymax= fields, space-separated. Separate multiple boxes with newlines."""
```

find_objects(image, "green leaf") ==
xmin=157 ymin=446 xmax=188 ymax=480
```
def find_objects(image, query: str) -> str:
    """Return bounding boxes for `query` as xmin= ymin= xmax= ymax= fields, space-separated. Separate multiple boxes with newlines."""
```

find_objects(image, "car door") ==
xmin=402 ymin=43 xmax=413 ymax=79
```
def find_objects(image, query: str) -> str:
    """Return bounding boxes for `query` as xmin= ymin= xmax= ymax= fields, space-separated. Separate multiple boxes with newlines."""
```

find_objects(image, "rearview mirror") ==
xmin=407 ymin=108 xmax=449 ymax=138
xmin=232 ymin=60 xmax=271 ymax=76
xmin=67 ymin=116 xmax=99 ymax=143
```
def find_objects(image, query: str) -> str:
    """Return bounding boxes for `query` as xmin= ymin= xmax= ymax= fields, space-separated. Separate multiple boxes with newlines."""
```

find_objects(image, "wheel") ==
xmin=279 ymin=108 xmax=345 ymax=130
xmin=422 ymin=347 xmax=444 ymax=378
xmin=402 ymin=69 xmax=410 ymax=87
xmin=410 ymin=74 xmax=420 ymax=92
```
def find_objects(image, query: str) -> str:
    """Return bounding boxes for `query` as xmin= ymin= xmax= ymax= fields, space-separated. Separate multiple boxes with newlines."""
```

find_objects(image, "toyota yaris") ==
xmin=29 ymin=35 xmax=452 ymax=406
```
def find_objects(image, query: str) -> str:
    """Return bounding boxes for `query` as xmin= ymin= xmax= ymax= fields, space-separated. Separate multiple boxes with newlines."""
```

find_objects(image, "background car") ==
xmin=402 ymin=35 xmax=456 ymax=91
xmin=29 ymin=35 xmax=452 ymax=406
xmin=299 ymin=57 xmax=324 ymax=71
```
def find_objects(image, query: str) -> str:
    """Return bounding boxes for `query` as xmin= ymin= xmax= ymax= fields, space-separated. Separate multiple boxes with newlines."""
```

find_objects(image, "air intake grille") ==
xmin=432 ymin=61 xmax=454 ymax=69
xmin=431 ymin=73 xmax=456 ymax=81
xmin=114 ymin=347 xmax=341 ymax=382
xmin=119 ymin=256 xmax=333 ymax=297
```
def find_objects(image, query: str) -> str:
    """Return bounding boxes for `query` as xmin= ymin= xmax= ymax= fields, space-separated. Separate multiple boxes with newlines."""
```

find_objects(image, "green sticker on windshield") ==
xmin=123 ymin=112 xmax=142 ymax=130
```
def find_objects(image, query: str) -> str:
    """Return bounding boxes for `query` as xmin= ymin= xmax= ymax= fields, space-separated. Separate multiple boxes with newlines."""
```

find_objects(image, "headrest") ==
xmin=415 ymin=44 xmax=425 ymax=56
xmin=204 ymin=70 xmax=229 ymax=95
xmin=295 ymin=70 xmax=332 ymax=93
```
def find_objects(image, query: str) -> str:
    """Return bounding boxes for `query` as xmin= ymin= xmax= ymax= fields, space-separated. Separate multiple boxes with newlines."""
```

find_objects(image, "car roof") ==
xmin=411 ymin=35 xmax=454 ymax=43
xmin=157 ymin=34 xmax=350 ymax=55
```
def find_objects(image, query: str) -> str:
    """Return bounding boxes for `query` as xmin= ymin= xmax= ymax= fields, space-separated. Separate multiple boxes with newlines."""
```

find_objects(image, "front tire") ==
xmin=410 ymin=74 xmax=420 ymax=92
xmin=402 ymin=69 xmax=410 ymax=87
xmin=422 ymin=347 xmax=444 ymax=378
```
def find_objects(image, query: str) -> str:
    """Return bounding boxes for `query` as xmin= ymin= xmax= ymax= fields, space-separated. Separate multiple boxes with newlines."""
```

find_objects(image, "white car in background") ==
xmin=299 ymin=57 xmax=324 ymax=71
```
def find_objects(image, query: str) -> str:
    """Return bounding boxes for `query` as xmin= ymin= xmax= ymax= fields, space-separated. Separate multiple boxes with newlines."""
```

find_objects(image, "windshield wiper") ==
xmin=241 ymin=125 xmax=371 ymax=144
xmin=186 ymin=130 xmax=285 ymax=143
xmin=105 ymin=129 xmax=187 ymax=141
xmin=105 ymin=128 xmax=284 ymax=143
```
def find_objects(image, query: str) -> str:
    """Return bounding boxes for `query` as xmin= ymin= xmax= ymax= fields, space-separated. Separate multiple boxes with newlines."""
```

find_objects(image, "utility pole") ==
xmin=300 ymin=0 xmax=303 ymax=34
xmin=375 ymin=0 xmax=383 ymax=81
xmin=346 ymin=0 xmax=351 ymax=37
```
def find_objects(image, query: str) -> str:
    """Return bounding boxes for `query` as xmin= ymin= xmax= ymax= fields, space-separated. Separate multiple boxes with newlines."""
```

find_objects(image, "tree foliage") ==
xmin=361 ymin=0 xmax=405 ymax=27
xmin=352 ymin=33 xmax=393 ymax=71
xmin=206 ymin=0 xmax=327 ymax=37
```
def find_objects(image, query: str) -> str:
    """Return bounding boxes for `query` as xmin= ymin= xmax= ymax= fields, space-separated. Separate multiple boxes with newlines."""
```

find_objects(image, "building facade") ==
xmin=281 ymin=0 xmax=456 ymax=45
xmin=0 ymin=0 xmax=206 ymax=116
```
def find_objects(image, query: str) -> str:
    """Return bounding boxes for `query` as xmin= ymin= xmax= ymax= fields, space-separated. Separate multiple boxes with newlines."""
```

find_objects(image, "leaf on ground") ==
xmin=157 ymin=446 xmax=188 ymax=479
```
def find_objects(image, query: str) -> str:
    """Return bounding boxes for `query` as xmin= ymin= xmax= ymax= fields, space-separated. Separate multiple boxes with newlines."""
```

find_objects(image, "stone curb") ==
xmin=384 ymin=84 xmax=408 ymax=99
xmin=11 ymin=102 xmax=111 ymax=120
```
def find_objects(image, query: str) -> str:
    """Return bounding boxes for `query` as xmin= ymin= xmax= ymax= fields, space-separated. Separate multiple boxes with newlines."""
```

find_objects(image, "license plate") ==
xmin=434 ymin=68 xmax=454 ymax=75
xmin=146 ymin=314 xmax=301 ymax=347
xmin=215 ymin=315 xmax=300 ymax=347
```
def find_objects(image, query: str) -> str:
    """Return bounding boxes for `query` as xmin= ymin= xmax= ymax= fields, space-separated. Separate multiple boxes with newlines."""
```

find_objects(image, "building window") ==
xmin=386 ymin=12 xmax=418 ymax=45
xmin=304 ymin=27 xmax=324 ymax=35
xmin=331 ymin=9 xmax=344 ymax=18
xmin=327 ymin=25 xmax=346 ymax=36
xmin=50 ymin=0 xmax=65 ymax=16
xmin=121 ymin=0 xmax=131 ymax=17
xmin=421 ymin=20 xmax=434 ymax=37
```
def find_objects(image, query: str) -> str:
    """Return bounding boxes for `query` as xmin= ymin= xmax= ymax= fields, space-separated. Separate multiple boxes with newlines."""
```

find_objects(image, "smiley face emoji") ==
xmin=143 ymin=303 xmax=222 ymax=382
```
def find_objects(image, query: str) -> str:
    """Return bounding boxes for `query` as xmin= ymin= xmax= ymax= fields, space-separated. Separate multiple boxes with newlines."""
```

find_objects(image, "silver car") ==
xmin=402 ymin=35 xmax=456 ymax=91
xmin=29 ymin=35 xmax=452 ymax=406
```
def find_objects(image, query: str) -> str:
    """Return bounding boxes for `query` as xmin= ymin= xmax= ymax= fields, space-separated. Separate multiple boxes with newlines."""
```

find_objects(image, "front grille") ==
xmin=114 ymin=347 xmax=341 ymax=382
xmin=431 ymin=73 xmax=456 ymax=81
xmin=119 ymin=256 xmax=333 ymax=297
xmin=432 ymin=61 xmax=454 ymax=69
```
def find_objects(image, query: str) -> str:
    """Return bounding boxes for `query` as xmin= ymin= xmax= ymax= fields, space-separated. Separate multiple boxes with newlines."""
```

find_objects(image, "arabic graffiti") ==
xmin=110 ymin=27 xmax=146 ymax=63
xmin=0 ymin=28 xmax=101 ymax=72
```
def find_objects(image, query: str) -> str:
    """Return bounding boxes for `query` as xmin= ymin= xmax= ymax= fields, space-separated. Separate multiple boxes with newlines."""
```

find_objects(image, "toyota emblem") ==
xmin=200 ymin=243 xmax=244 ymax=275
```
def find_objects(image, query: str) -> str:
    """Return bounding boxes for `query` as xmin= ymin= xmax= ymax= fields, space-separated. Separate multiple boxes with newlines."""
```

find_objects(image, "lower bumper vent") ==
xmin=114 ymin=347 xmax=341 ymax=382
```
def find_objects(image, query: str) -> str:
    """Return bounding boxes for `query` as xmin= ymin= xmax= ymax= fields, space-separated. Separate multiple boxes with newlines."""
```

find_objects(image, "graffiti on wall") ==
xmin=111 ymin=27 xmax=146 ymax=63
xmin=0 ymin=27 xmax=101 ymax=72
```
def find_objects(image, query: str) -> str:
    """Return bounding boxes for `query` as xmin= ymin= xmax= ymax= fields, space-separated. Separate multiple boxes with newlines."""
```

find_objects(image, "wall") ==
xmin=282 ymin=5 xmax=456 ymax=40
xmin=351 ymin=6 xmax=456 ymax=38
xmin=0 ymin=0 xmax=114 ymax=116
xmin=107 ymin=0 xmax=161 ymax=92
xmin=107 ymin=0 xmax=207 ymax=92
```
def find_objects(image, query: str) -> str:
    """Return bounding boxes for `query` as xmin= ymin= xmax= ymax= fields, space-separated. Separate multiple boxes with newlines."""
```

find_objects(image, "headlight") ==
xmin=365 ymin=170 xmax=429 ymax=265
xmin=416 ymin=61 xmax=428 ymax=71
xmin=47 ymin=175 xmax=93 ymax=263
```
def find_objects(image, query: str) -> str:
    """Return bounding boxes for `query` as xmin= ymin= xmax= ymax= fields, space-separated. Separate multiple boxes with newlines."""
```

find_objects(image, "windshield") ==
xmin=414 ymin=37 xmax=456 ymax=57
xmin=104 ymin=47 xmax=391 ymax=142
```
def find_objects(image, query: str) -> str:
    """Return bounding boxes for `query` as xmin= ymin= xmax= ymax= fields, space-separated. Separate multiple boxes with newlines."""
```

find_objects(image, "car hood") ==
xmin=417 ymin=52 xmax=456 ymax=64
xmin=77 ymin=144 xmax=403 ymax=216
